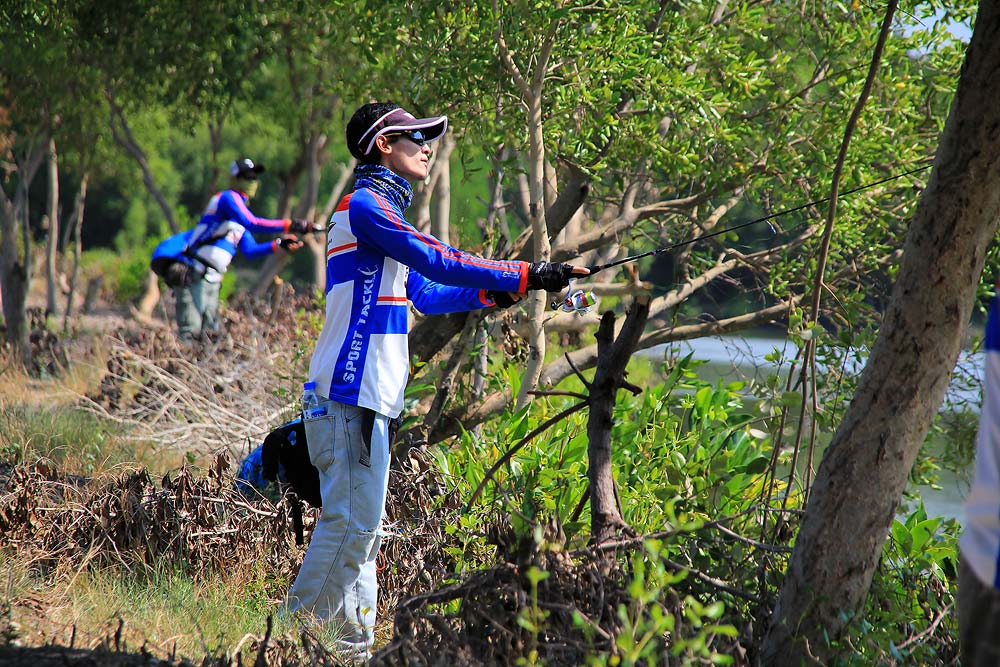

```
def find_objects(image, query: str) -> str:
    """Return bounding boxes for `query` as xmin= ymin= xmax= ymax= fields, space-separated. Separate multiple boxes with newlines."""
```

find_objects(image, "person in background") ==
xmin=151 ymin=157 xmax=312 ymax=340
xmin=959 ymin=284 xmax=1000 ymax=666
xmin=280 ymin=101 xmax=588 ymax=661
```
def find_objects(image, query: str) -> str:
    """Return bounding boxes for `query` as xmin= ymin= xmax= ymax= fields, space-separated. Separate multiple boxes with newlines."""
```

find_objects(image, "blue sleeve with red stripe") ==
xmin=218 ymin=190 xmax=289 ymax=235
xmin=407 ymin=269 xmax=495 ymax=315
xmin=237 ymin=230 xmax=279 ymax=260
xmin=350 ymin=189 xmax=529 ymax=293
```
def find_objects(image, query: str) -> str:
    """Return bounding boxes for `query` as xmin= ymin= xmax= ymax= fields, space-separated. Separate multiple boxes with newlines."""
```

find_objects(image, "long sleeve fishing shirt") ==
xmin=184 ymin=189 xmax=292 ymax=283
xmin=309 ymin=185 xmax=529 ymax=418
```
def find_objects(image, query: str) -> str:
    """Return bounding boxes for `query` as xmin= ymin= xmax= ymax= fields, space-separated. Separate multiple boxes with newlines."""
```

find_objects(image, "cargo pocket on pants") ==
xmin=303 ymin=402 xmax=339 ymax=471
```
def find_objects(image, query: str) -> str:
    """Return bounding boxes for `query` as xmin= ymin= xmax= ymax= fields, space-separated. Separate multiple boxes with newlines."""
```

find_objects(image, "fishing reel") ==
xmin=551 ymin=280 xmax=598 ymax=314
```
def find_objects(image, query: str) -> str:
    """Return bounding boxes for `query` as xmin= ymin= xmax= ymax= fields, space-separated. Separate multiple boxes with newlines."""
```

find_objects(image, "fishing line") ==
xmin=550 ymin=163 xmax=931 ymax=312
xmin=586 ymin=163 xmax=931 ymax=275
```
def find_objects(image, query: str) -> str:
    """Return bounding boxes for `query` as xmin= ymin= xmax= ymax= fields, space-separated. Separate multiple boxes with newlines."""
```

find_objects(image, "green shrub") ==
xmin=80 ymin=242 xmax=158 ymax=305
xmin=436 ymin=348 xmax=962 ymax=663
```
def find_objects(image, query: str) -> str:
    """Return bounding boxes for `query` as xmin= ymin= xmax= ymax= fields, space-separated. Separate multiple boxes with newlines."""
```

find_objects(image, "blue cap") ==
xmin=303 ymin=381 xmax=316 ymax=390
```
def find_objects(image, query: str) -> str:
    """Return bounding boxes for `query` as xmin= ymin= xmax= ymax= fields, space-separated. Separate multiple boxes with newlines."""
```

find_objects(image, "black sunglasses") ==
xmin=385 ymin=130 xmax=427 ymax=147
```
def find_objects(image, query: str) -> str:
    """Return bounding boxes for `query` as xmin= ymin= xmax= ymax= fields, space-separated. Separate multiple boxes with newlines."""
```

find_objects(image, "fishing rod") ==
xmin=550 ymin=163 xmax=931 ymax=312
xmin=586 ymin=163 xmax=931 ymax=275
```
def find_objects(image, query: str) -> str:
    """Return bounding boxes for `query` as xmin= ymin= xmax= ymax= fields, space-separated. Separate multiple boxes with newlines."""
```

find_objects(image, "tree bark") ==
xmin=431 ymin=133 xmax=455 ymax=244
xmin=0 ymin=139 xmax=46 ymax=364
xmin=252 ymin=133 xmax=331 ymax=297
xmin=588 ymin=296 xmax=649 ymax=544
xmin=761 ymin=4 xmax=1000 ymax=663
xmin=63 ymin=172 xmax=89 ymax=329
xmin=299 ymin=134 xmax=326 ymax=292
xmin=44 ymin=137 xmax=61 ymax=317
xmin=308 ymin=161 xmax=354 ymax=294
xmin=494 ymin=7 xmax=559 ymax=409
xmin=409 ymin=311 xmax=469 ymax=362
xmin=135 ymin=271 xmax=161 ymax=318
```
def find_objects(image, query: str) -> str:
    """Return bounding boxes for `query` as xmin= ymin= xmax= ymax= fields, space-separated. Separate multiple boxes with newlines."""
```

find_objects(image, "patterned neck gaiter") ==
xmin=353 ymin=163 xmax=413 ymax=212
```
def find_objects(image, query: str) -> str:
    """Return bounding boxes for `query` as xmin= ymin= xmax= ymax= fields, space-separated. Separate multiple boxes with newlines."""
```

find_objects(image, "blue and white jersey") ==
xmin=186 ymin=189 xmax=290 ymax=283
xmin=962 ymin=291 xmax=1000 ymax=588
xmin=309 ymin=187 xmax=529 ymax=418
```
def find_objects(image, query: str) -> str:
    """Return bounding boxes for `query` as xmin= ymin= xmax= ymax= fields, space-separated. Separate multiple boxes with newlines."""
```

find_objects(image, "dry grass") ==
xmin=0 ymin=323 xmax=108 ymax=406
xmin=0 ymin=446 xmax=472 ymax=665
xmin=74 ymin=332 xmax=302 ymax=462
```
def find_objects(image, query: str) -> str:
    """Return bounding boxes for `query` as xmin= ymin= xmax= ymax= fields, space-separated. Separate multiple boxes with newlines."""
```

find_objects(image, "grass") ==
xmin=0 ymin=344 xmax=361 ymax=663
xmin=0 ymin=402 xmax=190 ymax=477
xmin=4 ymin=553 xmax=275 ymax=660
xmin=0 ymin=345 xmax=197 ymax=476
xmin=61 ymin=567 xmax=274 ymax=656
xmin=2 ymin=550 xmax=370 ymax=663
xmin=0 ymin=335 xmax=107 ymax=401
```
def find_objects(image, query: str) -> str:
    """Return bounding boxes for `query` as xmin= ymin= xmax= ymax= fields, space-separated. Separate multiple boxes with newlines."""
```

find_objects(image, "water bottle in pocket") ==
xmin=301 ymin=382 xmax=337 ymax=469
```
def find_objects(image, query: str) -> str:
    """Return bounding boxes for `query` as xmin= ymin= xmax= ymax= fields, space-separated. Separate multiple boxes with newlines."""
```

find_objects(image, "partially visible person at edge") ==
xmin=151 ymin=158 xmax=311 ymax=340
xmin=959 ymin=280 xmax=1000 ymax=667
xmin=280 ymin=102 xmax=588 ymax=661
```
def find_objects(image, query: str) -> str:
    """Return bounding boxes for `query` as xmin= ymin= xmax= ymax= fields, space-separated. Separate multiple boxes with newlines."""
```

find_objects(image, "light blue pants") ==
xmin=282 ymin=400 xmax=390 ymax=661
xmin=173 ymin=279 xmax=220 ymax=340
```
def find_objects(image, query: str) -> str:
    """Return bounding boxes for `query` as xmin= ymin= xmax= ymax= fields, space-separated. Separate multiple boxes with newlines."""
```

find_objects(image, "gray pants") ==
xmin=959 ymin=557 xmax=1000 ymax=667
xmin=174 ymin=279 xmax=220 ymax=340
xmin=282 ymin=400 xmax=391 ymax=662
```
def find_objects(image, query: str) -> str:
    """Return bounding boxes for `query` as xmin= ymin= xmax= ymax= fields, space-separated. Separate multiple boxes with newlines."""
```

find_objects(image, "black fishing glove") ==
xmin=526 ymin=261 xmax=576 ymax=292
xmin=487 ymin=291 xmax=521 ymax=309
xmin=277 ymin=235 xmax=303 ymax=252
xmin=290 ymin=218 xmax=313 ymax=234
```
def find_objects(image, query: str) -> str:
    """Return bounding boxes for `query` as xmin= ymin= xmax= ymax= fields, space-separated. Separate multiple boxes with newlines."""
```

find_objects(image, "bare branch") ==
xmin=493 ymin=0 xmax=532 ymax=99
xmin=105 ymin=88 xmax=179 ymax=234
xmin=541 ymin=298 xmax=798 ymax=389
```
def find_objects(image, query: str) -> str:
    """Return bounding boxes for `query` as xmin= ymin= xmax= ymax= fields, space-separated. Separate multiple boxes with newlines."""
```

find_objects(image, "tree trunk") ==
xmin=761 ymin=4 xmax=1000 ymax=663
xmin=307 ymin=161 xmax=354 ymax=295
xmin=0 ymin=188 xmax=29 ymax=357
xmin=252 ymin=133 xmax=330 ymax=297
xmin=44 ymin=137 xmax=60 ymax=317
xmin=587 ymin=296 xmax=649 ymax=544
xmin=63 ymin=172 xmax=89 ymax=329
xmin=298 ymin=134 xmax=325 ymax=293
xmin=431 ymin=133 xmax=455 ymax=244
xmin=82 ymin=276 xmax=103 ymax=314
xmin=409 ymin=311 xmax=469 ymax=362
xmin=515 ymin=78 xmax=551 ymax=410
xmin=487 ymin=147 xmax=514 ymax=249
xmin=135 ymin=271 xmax=161 ymax=318
xmin=0 ymin=140 xmax=46 ymax=364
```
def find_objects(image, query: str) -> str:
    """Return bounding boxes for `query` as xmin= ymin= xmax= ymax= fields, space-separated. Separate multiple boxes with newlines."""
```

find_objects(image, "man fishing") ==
xmin=151 ymin=157 xmax=314 ymax=340
xmin=280 ymin=101 xmax=588 ymax=661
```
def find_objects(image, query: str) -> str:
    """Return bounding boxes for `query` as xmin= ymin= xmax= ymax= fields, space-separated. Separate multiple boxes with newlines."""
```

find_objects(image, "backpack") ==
xmin=150 ymin=229 xmax=223 ymax=288
xmin=259 ymin=418 xmax=320 ymax=545
xmin=241 ymin=413 xmax=403 ymax=545
xmin=235 ymin=444 xmax=283 ymax=504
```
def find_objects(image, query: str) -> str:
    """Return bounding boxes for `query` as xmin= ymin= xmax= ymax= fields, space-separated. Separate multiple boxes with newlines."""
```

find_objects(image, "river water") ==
xmin=642 ymin=336 xmax=980 ymax=523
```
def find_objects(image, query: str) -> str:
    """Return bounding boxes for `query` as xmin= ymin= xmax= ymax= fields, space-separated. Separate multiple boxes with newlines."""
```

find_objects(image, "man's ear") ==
xmin=374 ymin=134 xmax=393 ymax=156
